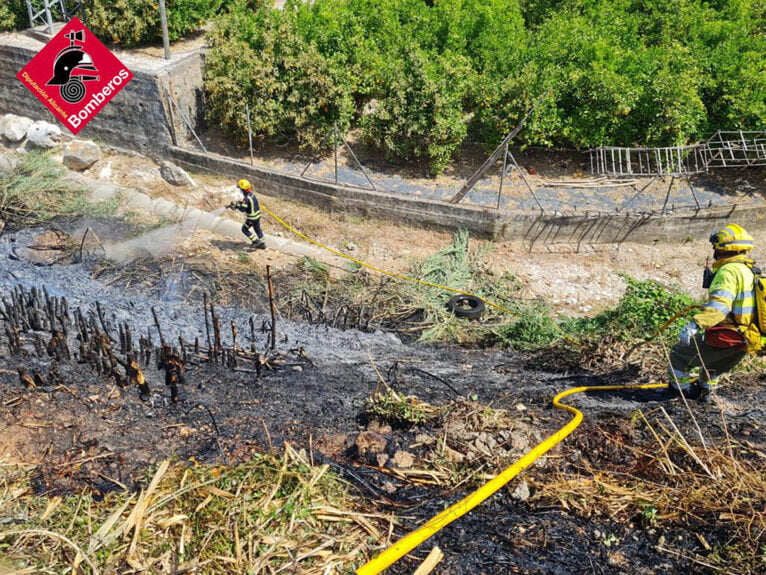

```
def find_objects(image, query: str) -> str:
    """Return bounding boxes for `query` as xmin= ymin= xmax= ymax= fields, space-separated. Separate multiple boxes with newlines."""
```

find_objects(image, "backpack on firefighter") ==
xmin=751 ymin=267 xmax=766 ymax=350
xmin=730 ymin=265 xmax=766 ymax=354
xmin=707 ymin=224 xmax=765 ymax=353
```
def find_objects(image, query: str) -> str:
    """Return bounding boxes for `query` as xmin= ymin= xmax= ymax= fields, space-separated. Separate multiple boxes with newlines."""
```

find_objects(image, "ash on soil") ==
xmin=1 ymin=219 xmax=764 ymax=574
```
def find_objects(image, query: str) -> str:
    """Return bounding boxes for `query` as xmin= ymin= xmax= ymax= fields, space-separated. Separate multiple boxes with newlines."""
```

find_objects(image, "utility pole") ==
xmin=158 ymin=0 xmax=171 ymax=60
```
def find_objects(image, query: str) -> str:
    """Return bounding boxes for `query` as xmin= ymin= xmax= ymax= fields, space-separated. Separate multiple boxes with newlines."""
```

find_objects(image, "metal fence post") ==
xmin=158 ymin=0 xmax=171 ymax=60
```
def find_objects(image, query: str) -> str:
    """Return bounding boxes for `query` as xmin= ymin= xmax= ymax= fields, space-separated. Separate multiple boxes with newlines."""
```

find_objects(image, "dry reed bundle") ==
xmin=0 ymin=447 xmax=392 ymax=574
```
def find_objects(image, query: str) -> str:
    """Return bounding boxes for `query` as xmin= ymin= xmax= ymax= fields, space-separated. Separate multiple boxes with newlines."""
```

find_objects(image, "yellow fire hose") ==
xmin=260 ymin=206 xmax=512 ymax=311
xmin=255 ymin=205 xmax=678 ymax=573
xmin=355 ymin=381 xmax=668 ymax=574
xmin=261 ymin=205 xmax=580 ymax=344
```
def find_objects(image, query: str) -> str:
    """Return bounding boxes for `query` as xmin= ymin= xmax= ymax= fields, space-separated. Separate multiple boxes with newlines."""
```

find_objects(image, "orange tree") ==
xmin=205 ymin=0 xmax=766 ymax=173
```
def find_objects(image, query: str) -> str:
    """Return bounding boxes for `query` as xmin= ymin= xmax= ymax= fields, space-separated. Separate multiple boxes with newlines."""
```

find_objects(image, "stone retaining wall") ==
xmin=0 ymin=33 xmax=203 ymax=153
xmin=168 ymin=146 xmax=766 ymax=244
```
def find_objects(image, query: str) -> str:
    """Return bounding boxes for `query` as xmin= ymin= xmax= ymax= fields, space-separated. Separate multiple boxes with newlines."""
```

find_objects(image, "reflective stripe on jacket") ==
xmin=694 ymin=258 xmax=755 ymax=329
xmin=237 ymin=192 xmax=261 ymax=219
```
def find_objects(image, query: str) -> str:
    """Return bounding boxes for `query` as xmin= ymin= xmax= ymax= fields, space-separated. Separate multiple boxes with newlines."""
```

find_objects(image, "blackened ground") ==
xmin=1 ymin=220 xmax=764 ymax=574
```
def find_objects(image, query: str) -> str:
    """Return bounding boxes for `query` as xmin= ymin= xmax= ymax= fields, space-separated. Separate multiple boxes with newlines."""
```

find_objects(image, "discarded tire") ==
xmin=446 ymin=295 xmax=485 ymax=320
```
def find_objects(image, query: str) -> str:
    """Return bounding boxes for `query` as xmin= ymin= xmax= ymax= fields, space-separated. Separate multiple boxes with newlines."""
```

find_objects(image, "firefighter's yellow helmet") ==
xmin=238 ymin=179 xmax=252 ymax=191
xmin=709 ymin=223 xmax=754 ymax=252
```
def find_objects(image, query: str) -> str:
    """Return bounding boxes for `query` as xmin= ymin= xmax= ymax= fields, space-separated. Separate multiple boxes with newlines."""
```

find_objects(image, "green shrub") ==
xmin=360 ymin=45 xmax=471 ymax=175
xmin=490 ymin=301 xmax=561 ymax=350
xmin=564 ymin=275 xmax=697 ymax=342
xmin=0 ymin=0 xmax=27 ymax=32
xmin=206 ymin=2 xmax=354 ymax=151
xmin=85 ymin=0 xmax=225 ymax=46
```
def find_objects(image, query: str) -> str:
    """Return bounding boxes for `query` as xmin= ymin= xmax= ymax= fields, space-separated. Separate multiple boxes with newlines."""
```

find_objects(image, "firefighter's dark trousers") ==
xmin=669 ymin=333 xmax=747 ymax=387
xmin=242 ymin=218 xmax=264 ymax=243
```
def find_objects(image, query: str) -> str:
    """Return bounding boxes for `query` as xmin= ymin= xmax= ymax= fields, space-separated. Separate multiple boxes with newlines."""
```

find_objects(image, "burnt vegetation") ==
xmin=0 ymin=159 xmax=765 ymax=572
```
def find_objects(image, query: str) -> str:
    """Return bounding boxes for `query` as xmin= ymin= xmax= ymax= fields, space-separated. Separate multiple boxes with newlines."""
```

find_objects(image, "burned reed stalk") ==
xmin=5 ymin=326 xmax=21 ymax=355
xmin=33 ymin=334 xmax=45 ymax=356
xmin=124 ymin=324 xmax=132 ymax=352
xmin=151 ymin=306 xmax=166 ymax=346
xmin=46 ymin=329 xmax=70 ymax=361
xmin=159 ymin=344 xmax=184 ymax=402
xmin=230 ymin=320 xmax=238 ymax=368
xmin=44 ymin=288 xmax=56 ymax=331
xmin=125 ymin=352 xmax=150 ymax=397
xmin=60 ymin=296 xmax=70 ymax=329
xmin=211 ymin=304 xmax=222 ymax=363
xmin=96 ymin=300 xmax=115 ymax=341
xmin=267 ymin=265 xmax=276 ymax=351
xmin=119 ymin=323 xmax=126 ymax=353
xmin=203 ymin=292 xmax=212 ymax=358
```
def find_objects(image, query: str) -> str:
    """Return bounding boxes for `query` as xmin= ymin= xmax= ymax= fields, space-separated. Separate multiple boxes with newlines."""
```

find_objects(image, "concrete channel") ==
xmin=2 ymin=31 xmax=765 ymax=248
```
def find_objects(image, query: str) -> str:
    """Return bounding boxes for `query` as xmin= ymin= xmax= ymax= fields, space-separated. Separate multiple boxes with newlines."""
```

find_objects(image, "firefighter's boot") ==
xmin=696 ymin=377 xmax=720 ymax=403
xmin=669 ymin=370 xmax=699 ymax=398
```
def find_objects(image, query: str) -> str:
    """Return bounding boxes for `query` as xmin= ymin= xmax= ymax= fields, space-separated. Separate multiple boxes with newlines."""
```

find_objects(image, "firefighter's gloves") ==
xmin=679 ymin=322 xmax=699 ymax=346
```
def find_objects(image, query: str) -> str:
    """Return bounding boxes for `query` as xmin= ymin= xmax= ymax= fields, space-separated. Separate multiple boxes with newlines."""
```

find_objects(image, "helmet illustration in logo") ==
xmin=46 ymin=30 xmax=100 ymax=104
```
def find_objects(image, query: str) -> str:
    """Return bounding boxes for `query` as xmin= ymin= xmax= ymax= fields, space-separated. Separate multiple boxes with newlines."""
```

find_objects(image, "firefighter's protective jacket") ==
xmin=234 ymin=191 xmax=262 ymax=220
xmin=693 ymin=255 xmax=755 ymax=330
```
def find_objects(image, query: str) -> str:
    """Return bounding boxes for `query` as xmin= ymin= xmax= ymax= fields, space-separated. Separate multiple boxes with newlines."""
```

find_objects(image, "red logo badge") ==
xmin=16 ymin=17 xmax=133 ymax=135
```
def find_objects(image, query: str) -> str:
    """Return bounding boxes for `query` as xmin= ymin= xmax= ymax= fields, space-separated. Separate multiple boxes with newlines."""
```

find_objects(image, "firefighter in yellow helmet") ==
xmin=227 ymin=179 xmax=265 ymax=249
xmin=669 ymin=223 xmax=760 ymax=401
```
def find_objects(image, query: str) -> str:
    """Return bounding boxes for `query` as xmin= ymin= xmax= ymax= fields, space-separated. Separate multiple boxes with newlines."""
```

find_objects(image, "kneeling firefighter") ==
xmin=227 ymin=179 xmax=265 ymax=249
xmin=669 ymin=223 xmax=764 ymax=401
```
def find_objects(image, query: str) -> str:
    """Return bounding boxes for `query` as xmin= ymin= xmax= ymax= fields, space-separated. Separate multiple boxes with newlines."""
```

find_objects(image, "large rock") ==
xmin=0 ymin=153 xmax=20 ymax=175
xmin=159 ymin=160 xmax=195 ymax=187
xmin=353 ymin=430 xmax=388 ymax=456
xmin=63 ymin=140 xmax=101 ymax=171
xmin=0 ymin=114 xmax=33 ymax=142
xmin=26 ymin=121 xmax=63 ymax=149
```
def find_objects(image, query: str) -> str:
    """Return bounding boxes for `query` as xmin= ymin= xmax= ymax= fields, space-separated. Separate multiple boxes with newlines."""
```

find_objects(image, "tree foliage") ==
xmin=84 ymin=0 xmax=225 ymax=46
xmin=0 ymin=0 xmax=27 ymax=32
xmin=200 ymin=0 xmax=764 ymax=172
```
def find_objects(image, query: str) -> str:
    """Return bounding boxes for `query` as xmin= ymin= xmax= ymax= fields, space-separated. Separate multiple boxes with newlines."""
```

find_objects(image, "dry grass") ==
xmin=532 ymin=408 xmax=766 ymax=574
xmin=0 ymin=447 xmax=390 ymax=574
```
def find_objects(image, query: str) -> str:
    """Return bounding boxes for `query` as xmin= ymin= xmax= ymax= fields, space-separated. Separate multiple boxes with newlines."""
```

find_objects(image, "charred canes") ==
xmin=158 ymin=344 xmax=184 ymax=403
xmin=1 ymin=284 xmax=293 ymax=405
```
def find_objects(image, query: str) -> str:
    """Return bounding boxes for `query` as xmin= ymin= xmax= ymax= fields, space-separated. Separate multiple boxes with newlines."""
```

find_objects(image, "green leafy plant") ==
xmin=489 ymin=300 xmax=561 ymax=350
xmin=0 ymin=0 xmax=27 ymax=32
xmin=366 ymin=386 xmax=442 ymax=426
xmin=85 ymin=0 xmax=225 ymax=46
xmin=639 ymin=503 xmax=659 ymax=525
xmin=206 ymin=2 xmax=354 ymax=152
xmin=565 ymin=274 xmax=697 ymax=342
